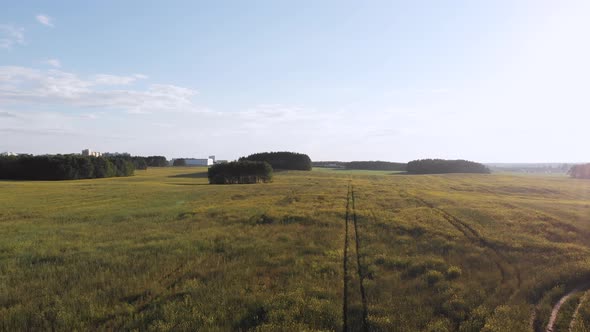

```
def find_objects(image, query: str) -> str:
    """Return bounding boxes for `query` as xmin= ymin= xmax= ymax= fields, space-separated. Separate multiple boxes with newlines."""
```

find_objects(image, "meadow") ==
xmin=1 ymin=167 xmax=590 ymax=331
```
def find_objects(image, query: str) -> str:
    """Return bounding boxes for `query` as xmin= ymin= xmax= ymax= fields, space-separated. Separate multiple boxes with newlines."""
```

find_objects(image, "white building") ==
xmin=172 ymin=155 xmax=225 ymax=166
xmin=82 ymin=149 xmax=102 ymax=157
xmin=0 ymin=152 xmax=18 ymax=156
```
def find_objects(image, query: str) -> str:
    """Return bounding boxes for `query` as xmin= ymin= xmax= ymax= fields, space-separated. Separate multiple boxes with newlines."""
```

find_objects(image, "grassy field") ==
xmin=1 ymin=167 xmax=590 ymax=331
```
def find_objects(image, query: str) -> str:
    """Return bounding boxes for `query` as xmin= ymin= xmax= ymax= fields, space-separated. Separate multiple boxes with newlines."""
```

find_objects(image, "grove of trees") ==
xmin=208 ymin=160 xmax=273 ymax=184
xmin=568 ymin=164 xmax=590 ymax=179
xmin=0 ymin=155 xmax=135 ymax=180
xmin=406 ymin=159 xmax=490 ymax=174
xmin=240 ymin=152 xmax=312 ymax=171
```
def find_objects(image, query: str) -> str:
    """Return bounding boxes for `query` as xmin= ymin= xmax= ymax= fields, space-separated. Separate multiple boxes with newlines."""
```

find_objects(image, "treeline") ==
xmin=0 ymin=155 xmax=135 ymax=180
xmin=129 ymin=156 xmax=167 ymax=169
xmin=346 ymin=161 xmax=406 ymax=171
xmin=568 ymin=164 xmax=590 ymax=179
xmin=240 ymin=152 xmax=311 ymax=171
xmin=406 ymin=159 xmax=490 ymax=174
xmin=103 ymin=154 xmax=167 ymax=169
xmin=208 ymin=161 xmax=273 ymax=184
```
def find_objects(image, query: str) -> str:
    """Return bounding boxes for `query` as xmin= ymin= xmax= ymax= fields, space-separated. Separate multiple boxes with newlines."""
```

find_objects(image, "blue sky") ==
xmin=1 ymin=1 xmax=589 ymax=162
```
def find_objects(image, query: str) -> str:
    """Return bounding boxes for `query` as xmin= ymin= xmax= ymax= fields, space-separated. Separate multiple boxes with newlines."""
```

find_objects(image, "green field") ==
xmin=2 ymin=167 xmax=590 ymax=331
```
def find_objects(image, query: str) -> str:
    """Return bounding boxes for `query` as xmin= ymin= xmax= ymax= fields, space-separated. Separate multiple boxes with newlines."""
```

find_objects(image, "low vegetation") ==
xmin=241 ymin=151 xmax=312 ymax=171
xmin=208 ymin=160 xmax=273 ymax=184
xmin=406 ymin=159 xmax=490 ymax=174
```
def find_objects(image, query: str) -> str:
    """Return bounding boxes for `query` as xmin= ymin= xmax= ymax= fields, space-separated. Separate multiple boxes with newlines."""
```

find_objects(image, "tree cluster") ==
xmin=346 ymin=161 xmax=407 ymax=171
xmin=406 ymin=159 xmax=490 ymax=174
xmin=0 ymin=155 xmax=135 ymax=180
xmin=208 ymin=161 xmax=273 ymax=184
xmin=568 ymin=164 xmax=590 ymax=179
xmin=240 ymin=152 xmax=312 ymax=171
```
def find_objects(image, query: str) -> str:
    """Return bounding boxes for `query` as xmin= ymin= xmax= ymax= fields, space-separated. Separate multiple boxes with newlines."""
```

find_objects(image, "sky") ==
xmin=1 ymin=1 xmax=589 ymax=162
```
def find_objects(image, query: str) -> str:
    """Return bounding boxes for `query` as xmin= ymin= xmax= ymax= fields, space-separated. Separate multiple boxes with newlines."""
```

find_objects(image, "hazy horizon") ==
xmin=2 ymin=1 xmax=589 ymax=163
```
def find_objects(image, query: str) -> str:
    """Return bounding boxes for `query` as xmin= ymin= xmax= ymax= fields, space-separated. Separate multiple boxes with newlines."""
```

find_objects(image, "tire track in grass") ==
xmin=342 ymin=183 xmax=351 ymax=332
xmin=400 ymin=190 xmax=521 ymax=300
xmin=569 ymin=290 xmax=588 ymax=331
xmin=545 ymin=287 xmax=583 ymax=332
xmin=342 ymin=182 xmax=369 ymax=332
xmin=532 ymin=284 xmax=590 ymax=332
xmin=351 ymin=185 xmax=369 ymax=332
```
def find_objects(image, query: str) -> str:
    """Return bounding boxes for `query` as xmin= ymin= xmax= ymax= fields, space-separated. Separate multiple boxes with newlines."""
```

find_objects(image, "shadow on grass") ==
xmin=168 ymin=172 xmax=208 ymax=179
xmin=168 ymin=183 xmax=209 ymax=186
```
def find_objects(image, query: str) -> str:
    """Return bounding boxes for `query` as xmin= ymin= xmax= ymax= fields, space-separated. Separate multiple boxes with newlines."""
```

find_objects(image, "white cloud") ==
xmin=134 ymin=73 xmax=148 ymax=79
xmin=0 ymin=66 xmax=199 ymax=114
xmin=43 ymin=58 xmax=61 ymax=68
xmin=35 ymin=14 xmax=54 ymax=27
xmin=0 ymin=24 xmax=25 ymax=49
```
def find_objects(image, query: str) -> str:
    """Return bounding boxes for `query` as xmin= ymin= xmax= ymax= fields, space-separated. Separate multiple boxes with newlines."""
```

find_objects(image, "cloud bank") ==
xmin=0 ymin=66 xmax=199 ymax=114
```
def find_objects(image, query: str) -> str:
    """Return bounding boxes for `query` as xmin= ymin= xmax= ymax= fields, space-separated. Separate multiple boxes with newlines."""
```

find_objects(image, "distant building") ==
xmin=171 ymin=155 xmax=225 ymax=166
xmin=82 ymin=149 xmax=102 ymax=157
xmin=184 ymin=158 xmax=214 ymax=166
xmin=0 ymin=152 xmax=18 ymax=156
